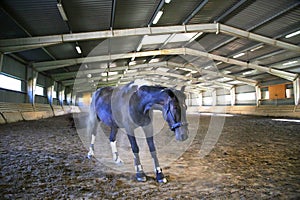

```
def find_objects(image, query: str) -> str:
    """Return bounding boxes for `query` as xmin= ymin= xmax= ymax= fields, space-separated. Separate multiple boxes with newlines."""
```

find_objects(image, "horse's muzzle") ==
xmin=175 ymin=125 xmax=189 ymax=141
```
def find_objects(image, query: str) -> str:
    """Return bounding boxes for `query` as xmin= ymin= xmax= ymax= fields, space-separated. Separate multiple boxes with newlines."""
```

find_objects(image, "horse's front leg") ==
xmin=127 ymin=133 xmax=147 ymax=182
xmin=143 ymin=124 xmax=167 ymax=183
xmin=109 ymin=125 xmax=123 ymax=165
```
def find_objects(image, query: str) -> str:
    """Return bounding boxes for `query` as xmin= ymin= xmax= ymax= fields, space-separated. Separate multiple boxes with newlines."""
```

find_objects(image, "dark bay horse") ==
xmin=87 ymin=82 xmax=189 ymax=183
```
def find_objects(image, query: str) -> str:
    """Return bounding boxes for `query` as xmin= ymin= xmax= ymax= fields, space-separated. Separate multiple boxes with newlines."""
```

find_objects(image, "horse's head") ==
xmin=161 ymin=88 xmax=189 ymax=141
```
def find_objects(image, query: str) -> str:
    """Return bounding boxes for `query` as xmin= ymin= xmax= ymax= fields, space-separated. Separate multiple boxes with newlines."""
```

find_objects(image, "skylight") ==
xmin=141 ymin=32 xmax=199 ymax=46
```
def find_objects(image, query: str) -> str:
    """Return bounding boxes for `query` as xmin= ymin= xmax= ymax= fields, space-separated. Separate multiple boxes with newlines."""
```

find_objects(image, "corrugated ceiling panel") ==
xmin=158 ymin=0 xmax=203 ymax=25
xmin=254 ymin=7 xmax=300 ymax=38
xmin=114 ymin=0 xmax=160 ymax=29
xmin=0 ymin=9 xmax=28 ymax=39
xmin=0 ymin=0 xmax=69 ymax=36
xmin=64 ymin=0 xmax=112 ymax=32
xmin=197 ymin=34 xmax=233 ymax=53
xmin=46 ymin=43 xmax=80 ymax=60
xmin=189 ymin=0 xmax=238 ymax=24
xmin=226 ymin=0 xmax=299 ymax=30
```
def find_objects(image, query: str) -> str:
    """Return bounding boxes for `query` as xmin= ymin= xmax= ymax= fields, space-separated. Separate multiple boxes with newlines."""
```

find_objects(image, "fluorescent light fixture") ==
xmin=233 ymin=52 xmax=245 ymax=58
xmin=216 ymin=61 xmax=223 ymax=65
xmin=131 ymin=57 xmax=135 ymax=61
xmin=204 ymin=65 xmax=212 ymax=69
xmin=75 ymin=45 xmax=82 ymax=54
xmin=149 ymin=58 xmax=160 ymax=63
xmin=282 ymin=60 xmax=298 ymax=66
xmin=153 ymin=10 xmax=163 ymax=25
xmin=137 ymin=43 xmax=143 ymax=51
xmin=165 ymin=0 xmax=171 ymax=3
xmin=101 ymin=72 xmax=118 ymax=76
xmin=87 ymin=74 xmax=92 ymax=78
xmin=242 ymin=70 xmax=256 ymax=75
xmin=250 ymin=45 xmax=264 ymax=52
xmin=129 ymin=61 xmax=136 ymax=66
xmin=285 ymin=30 xmax=300 ymax=38
xmin=57 ymin=3 xmax=68 ymax=21
xmin=188 ymin=32 xmax=203 ymax=43
xmin=272 ymin=118 xmax=300 ymax=123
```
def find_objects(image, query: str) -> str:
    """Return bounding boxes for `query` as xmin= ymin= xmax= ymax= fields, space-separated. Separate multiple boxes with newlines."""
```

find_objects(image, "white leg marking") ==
xmin=110 ymin=141 xmax=123 ymax=165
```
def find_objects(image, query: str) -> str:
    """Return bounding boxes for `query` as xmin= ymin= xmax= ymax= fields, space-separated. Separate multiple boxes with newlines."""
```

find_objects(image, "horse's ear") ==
xmin=180 ymin=86 xmax=186 ymax=92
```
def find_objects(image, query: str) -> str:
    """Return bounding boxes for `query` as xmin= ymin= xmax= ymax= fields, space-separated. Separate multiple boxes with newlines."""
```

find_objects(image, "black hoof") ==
xmin=156 ymin=170 xmax=167 ymax=183
xmin=136 ymin=172 xmax=147 ymax=182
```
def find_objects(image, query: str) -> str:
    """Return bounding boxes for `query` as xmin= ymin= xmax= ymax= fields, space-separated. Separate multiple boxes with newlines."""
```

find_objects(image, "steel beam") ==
xmin=34 ymin=48 xmax=297 ymax=81
xmin=1 ymin=23 xmax=299 ymax=53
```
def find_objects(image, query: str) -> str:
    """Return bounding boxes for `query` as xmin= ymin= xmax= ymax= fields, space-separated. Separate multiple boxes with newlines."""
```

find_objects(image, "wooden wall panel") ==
xmin=269 ymin=84 xmax=286 ymax=99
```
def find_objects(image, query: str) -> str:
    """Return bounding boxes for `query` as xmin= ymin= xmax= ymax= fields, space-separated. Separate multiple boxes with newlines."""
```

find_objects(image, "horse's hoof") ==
xmin=87 ymin=154 xmax=93 ymax=159
xmin=114 ymin=157 xmax=124 ymax=165
xmin=156 ymin=169 xmax=167 ymax=183
xmin=136 ymin=172 xmax=147 ymax=182
xmin=157 ymin=177 xmax=168 ymax=183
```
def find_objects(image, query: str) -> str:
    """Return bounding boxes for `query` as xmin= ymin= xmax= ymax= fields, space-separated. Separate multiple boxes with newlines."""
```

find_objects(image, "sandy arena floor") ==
xmin=0 ymin=113 xmax=299 ymax=199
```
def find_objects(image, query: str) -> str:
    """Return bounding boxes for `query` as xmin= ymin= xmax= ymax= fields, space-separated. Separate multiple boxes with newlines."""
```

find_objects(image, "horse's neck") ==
xmin=128 ymin=87 xmax=167 ymax=126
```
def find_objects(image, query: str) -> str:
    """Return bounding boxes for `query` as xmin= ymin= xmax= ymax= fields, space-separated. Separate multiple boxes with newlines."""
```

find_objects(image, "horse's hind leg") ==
xmin=109 ymin=125 xmax=123 ymax=165
xmin=87 ymin=116 xmax=98 ymax=159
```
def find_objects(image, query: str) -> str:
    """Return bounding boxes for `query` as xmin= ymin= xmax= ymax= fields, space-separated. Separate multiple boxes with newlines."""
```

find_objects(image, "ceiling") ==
xmin=0 ymin=0 xmax=299 ymax=94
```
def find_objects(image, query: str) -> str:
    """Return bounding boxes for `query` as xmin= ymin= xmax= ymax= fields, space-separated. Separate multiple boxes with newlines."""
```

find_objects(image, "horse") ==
xmin=86 ymin=81 xmax=189 ymax=183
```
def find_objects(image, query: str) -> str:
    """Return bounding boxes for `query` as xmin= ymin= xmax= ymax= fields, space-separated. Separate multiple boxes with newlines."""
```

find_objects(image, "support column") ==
xmin=230 ymin=87 xmax=236 ymax=106
xmin=199 ymin=92 xmax=203 ymax=106
xmin=27 ymin=71 xmax=38 ymax=105
xmin=212 ymin=90 xmax=217 ymax=106
xmin=0 ymin=53 xmax=3 ymax=72
xmin=59 ymin=85 xmax=65 ymax=106
xmin=71 ymin=92 xmax=76 ymax=106
xmin=255 ymin=85 xmax=261 ymax=106
xmin=47 ymin=81 xmax=55 ymax=106
xmin=293 ymin=77 xmax=300 ymax=105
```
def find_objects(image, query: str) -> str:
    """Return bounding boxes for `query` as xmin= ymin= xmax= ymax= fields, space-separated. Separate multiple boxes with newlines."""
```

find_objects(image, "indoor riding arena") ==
xmin=0 ymin=0 xmax=299 ymax=199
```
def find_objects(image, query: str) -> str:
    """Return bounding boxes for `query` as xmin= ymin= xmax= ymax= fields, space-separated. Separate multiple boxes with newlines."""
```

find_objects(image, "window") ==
xmin=35 ymin=85 xmax=44 ymax=96
xmin=0 ymin=73 xmax=22 ymax=92
xmin=236 ymin=92 xmax=256 ymax=101
xmin=53 ymin=91 xmax=57 ymax=99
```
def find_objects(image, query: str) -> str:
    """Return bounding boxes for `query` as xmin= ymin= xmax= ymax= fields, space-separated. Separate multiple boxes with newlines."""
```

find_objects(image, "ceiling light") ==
xmin=57 ymin=3 xmax=68 ymax=21
xmin=242 ymin=70 xmax=256 ymax=75
xmin=188 ymin=32 xmax=203 ymax=43
xmin=137 ymin=43 xmax=143 ymax=51
xmin=204 ymin=65 xmax=212 ymax=69
xmin=282 ymin=60 xmax=298 ymax=66
xmin=101 ymin=72 xmax=118 ymax=76
xmin=250 ymin=45 xmax=264 ymax=52
xmin=153 ymin=11 xmax=163 ymax=25
xmin=129 ymin=61 xmax=136 ymax=66
xmin=233 ymin=52 xmax=245 ymax=58
xmin=285 ymin=30 xmax=300 ymax=39
xmin=75 ymin=45 xmax=82 ymax=54
xmin=149 ymin=58 xmax=160 ymax=63
xmin=165 ymin=0 xmax=171 ymax=3
xmin=87 ymin=74 xmax=92 ymax=78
